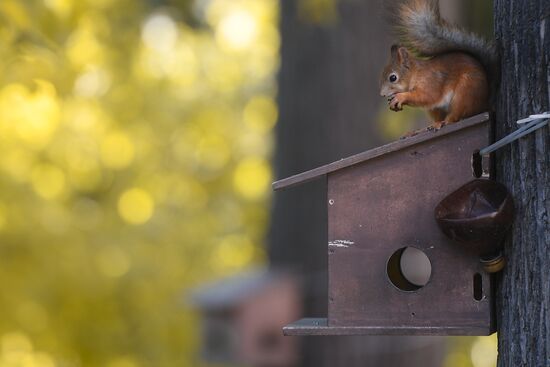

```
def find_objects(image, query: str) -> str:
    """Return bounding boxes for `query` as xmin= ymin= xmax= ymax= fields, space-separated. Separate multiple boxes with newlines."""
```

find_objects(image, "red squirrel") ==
xmin=379 ymin=0 xmax=498 ymax=130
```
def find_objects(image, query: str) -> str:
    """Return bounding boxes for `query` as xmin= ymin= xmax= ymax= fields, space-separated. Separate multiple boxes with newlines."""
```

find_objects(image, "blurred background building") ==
xmin=0 ymin=0 xmax=496 ymax=366
xmin=190 ymin=268 xmax=300 ymax=366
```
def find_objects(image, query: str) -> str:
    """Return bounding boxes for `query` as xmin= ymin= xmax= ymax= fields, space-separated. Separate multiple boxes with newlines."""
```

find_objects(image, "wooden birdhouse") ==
xmin=273 ymin=113 xmax=495 ymax=336
xmin=189 ymin=268 xmax=301 ymax=366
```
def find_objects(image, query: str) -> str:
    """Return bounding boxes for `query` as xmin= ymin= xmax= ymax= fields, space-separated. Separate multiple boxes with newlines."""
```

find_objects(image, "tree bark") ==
xmin=270 ymin=1 xmax=445 ymax=366
xmin=494 ymin=1 xmax=550 ymax=366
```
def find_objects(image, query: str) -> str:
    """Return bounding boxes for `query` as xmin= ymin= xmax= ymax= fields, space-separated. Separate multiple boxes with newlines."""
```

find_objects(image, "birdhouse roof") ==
xmin=188 ymin=268 xmax=287 ymax=310
xmin=272 ymin=112 xmax=490 ymax=191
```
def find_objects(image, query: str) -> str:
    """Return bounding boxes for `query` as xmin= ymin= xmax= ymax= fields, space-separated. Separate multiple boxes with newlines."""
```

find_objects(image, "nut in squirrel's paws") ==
xmin=388 ymin=93 xmax=405 ymax=112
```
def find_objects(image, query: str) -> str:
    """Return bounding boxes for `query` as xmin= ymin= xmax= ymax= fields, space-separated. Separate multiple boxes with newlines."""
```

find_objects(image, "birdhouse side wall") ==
xmin=327 ymin=122 xmax=494 ymax=333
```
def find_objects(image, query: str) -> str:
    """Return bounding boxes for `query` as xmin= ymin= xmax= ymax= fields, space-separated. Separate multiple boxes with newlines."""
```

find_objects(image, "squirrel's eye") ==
xmin=389 ymin=73 xmax=398 ymax=83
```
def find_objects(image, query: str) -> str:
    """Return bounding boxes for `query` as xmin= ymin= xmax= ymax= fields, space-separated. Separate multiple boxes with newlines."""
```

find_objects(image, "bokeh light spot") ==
xmin=100 ymin=132 xmax=135 ymax=170
xmin=243 ymin=95 xmax=278 ymax=133
xmin=216 ymin=8 xmax=258 ymax=50
xmin=74 ymin=67 xmax=111 ymax=97
xmin=0 ymin=331 xmax=56 ymax=367
xmin=30 ymin=164 xmax=66 ymax=199
xmin=142 ymin=14 xmax=179 ymax=53
xmin=0 ymin=82 xmax=61 ymax=149
xmin=25 ymin=352 xmax=56 ymax=367
xmin=137 ymin=18 xmax=199 ymax=80
xmin=118 ymin=188 xmax=155 ymax=225
xmin=44 ymin=0 xmax=73 ymax=19
xmin=232 ymin=157 xmax=271 ymax=200
xmin=211 ymin=234 xmax=256 ymax=271
xmin=65 ymin=21 xmax=104 ymax=67
xmin=67 ymin=164 xmax=103 ymax=193
xmin=1 ymin=332 xmax=33 ymax=359
xmin=64 ymin=99 xmax=108 ymax=132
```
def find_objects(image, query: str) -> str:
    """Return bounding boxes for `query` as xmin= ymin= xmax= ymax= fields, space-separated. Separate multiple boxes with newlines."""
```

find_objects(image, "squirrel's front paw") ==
xmin=388 ymin=94 xmax=405 ymax=111
xmin=428 ymin=121 xmax=447 ymax=131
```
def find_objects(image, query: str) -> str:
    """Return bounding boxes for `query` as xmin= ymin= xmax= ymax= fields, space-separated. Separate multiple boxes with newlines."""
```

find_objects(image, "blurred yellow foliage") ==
xmin=445 ymin=334 xmax=498 ymax=367
xmin=470 ymin=335 xmax=498 ymax=367
xmin=0 ymin=81 xmax=61 ymax=149
xmin=298 ymin=0 xmax=338 ymax=23
xmin=100 ymin=132 xmax=135 ymax=170
xmin=233 ymin=157 xmax=272 ymax=200
xmin=118 ymin=188 xmax=155 ymax=225
xmin=0 ymin=0 xmax=278 ymax=365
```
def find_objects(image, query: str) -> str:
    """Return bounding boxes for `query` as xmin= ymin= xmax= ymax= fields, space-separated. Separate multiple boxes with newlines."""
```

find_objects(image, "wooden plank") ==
xmin=272 ymin=112 xmax=490 ymax=190
xmin=283 ymin=318 xmax=494 ymax=336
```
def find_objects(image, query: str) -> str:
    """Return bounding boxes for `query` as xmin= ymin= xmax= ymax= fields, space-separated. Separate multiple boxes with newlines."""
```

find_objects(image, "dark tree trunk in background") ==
xmin=269 ymin=1 xmax=445 ymax=366
xmin=494 ymin=1 xmax=550 ymax=366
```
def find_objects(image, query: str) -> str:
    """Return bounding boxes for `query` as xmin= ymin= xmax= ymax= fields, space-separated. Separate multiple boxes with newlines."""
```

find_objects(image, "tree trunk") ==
xmin=494 ymin=1 xmax=550 ymax=366
xmin=270 ymin=1 xmax=446 ymax=366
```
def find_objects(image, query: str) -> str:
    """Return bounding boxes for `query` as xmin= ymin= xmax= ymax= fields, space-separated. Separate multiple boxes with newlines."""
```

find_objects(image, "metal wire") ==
xmin=479 ymin=112 xmax=549 ymax=155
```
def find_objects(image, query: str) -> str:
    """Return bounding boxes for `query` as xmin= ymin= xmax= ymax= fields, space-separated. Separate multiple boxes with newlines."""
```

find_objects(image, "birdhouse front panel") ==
xmin=327 ymin=120 xmax=493 ymax=334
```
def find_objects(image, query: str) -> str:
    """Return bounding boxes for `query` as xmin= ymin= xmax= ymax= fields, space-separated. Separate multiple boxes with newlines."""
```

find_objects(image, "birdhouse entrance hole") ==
xmin=386 ymin=247 xmax=432 ymax=292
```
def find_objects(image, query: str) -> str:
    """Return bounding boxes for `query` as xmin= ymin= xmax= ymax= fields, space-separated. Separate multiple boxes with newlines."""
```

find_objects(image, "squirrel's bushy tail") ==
xmin=392 ymin=0 xmax=497 ymax=74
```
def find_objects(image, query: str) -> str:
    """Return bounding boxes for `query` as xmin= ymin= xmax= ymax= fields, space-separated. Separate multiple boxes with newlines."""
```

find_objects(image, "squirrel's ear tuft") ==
xmin=390 ymin=44 xmax=399 ymax=58
xmin=397 ymin=47 xmax=410 ymax=67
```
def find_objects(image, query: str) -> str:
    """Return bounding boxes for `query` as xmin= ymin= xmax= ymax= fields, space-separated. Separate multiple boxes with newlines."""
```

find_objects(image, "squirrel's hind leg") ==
xmin=428 ymin=109 xmax=447 ymax=122
xmin=443 ymin=74 xmax=489 ymax=123
xmin=428 ymin=109 xmax=448 ymax=130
